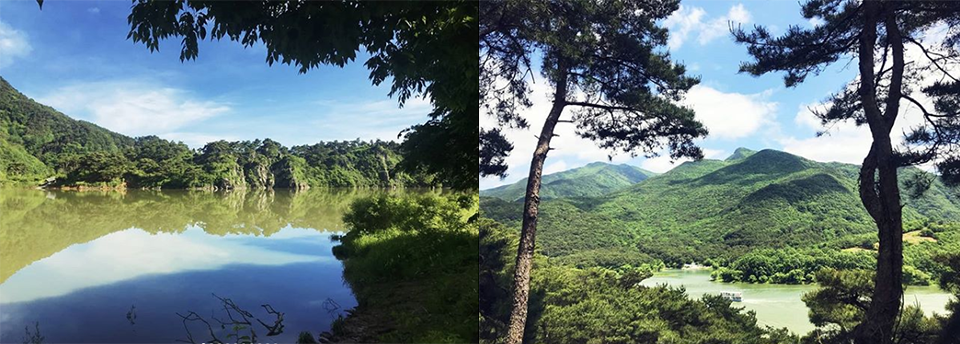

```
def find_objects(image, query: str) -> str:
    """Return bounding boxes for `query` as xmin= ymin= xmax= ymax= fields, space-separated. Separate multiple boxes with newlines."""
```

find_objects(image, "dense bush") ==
xmin=342 ymin=192 xmax=469 ymax=236
xmin=711 ymin=248 xmax=876 ymax=284
xmin=333 ymin=192 xmax=478 ymax=343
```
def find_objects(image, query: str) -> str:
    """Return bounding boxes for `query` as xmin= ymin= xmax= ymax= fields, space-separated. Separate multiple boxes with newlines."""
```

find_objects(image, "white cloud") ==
xmin=36 ymin=80 xmax=230 ymax=137
xmin=780 ymin=126 xmax=871 ymax=164
xmin=808 ymin=17 xmax=825 ymax=28
xmin=664 ymin=6 xmax=707 ymax=51
xmin=0 ymin=20 xmax=32 ymax=68
xmin=543 ymin=161 xmax=569 ymax=175
xmin=87 ymin=7 xmax=100 ymax=14
xmin=664 ymin=4 xmax=751 ymax=50
xmin=640 ymin=148 xmax=725 ymax=173
xmin=684 ymin=85 xmax=778 ymax=140
xmin=309 ymin=96 xmax=431 ymax=142
xmin=793 ymin=102 xmax=827 ymax=129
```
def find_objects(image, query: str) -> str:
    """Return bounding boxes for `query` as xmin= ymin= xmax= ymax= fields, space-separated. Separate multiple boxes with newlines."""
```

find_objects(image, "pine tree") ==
xmin=482 ymin=1 xmax=706 ymax=342
xmin=733 ymin=1 xmax=960 ymax=342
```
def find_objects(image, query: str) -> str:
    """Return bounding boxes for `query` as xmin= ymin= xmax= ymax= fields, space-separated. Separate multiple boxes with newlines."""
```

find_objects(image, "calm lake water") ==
xmin=640 ymin=268 xmax=956 ymax=335
xmin=0 ymin=188 xmax=386 ymax=343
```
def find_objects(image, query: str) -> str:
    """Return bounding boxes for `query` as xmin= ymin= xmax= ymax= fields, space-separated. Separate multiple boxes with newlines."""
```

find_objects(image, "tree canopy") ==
xmin=114 ymin=0 xmax=477 ymax=189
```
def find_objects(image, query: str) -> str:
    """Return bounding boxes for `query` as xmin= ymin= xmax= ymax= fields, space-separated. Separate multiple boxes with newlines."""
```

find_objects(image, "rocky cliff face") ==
xmin=379 ymin=154 xmax=391 ymax=185
xmin=215 ymin=163 xmax=247 ymax=190
xmin=271 ymin=157 xmax=309 ymax=190
xmin=245 ymin=161 xmax=275 ymax=189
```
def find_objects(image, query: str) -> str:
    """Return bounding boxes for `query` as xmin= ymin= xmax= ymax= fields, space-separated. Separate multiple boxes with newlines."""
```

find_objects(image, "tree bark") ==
xmin=504 ymin=71 xmax=568 ymax=344
xmin=854 ymin=3 xmax=905 ymax=344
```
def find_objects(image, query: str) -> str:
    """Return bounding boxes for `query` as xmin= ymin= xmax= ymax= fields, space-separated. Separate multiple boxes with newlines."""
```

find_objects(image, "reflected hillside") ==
xmin=0 ymin=188 xmax=408 ymax=283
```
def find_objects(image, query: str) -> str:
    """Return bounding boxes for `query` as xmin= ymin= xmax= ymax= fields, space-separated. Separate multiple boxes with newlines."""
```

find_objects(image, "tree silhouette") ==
xmin=482 ymin=1 xmax=706 ymax=342
xmin=733 ymin=1 xmax=960 ymax=342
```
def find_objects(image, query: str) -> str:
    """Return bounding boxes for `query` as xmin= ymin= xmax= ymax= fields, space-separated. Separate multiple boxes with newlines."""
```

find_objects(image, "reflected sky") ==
xmin=0 ymin=189 xmax=393 ymax=343
xmin=1 ymin=226 xmax=331 ymax=304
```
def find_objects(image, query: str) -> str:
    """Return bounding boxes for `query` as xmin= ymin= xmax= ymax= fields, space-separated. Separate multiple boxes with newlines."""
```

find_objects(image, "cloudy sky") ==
xmin=0 ymin=1 xmax=430 ymax=148
xmin=480 ymin=0 xmax=949 ymax=190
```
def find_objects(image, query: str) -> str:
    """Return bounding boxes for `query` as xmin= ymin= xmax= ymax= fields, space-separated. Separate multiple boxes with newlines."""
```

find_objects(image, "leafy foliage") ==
xmin=712 ymin=248 xmax=875 ymax=284
xmin=0 ymin=136 xmax=50 ymax=186
xmin=333 ymin=192 xmax=478 ymax=343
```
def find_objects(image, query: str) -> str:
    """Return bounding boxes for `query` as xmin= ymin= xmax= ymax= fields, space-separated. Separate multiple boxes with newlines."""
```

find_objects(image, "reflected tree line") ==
xmin=0 ymin=188 xmax=429 ymax=284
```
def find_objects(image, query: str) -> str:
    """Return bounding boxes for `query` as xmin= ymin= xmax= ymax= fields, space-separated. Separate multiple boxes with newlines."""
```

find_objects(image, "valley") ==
xmin=480 ymin=148 xmax=960 ymax=339
xmin=481 ymin=148 xmax=960 ymax=285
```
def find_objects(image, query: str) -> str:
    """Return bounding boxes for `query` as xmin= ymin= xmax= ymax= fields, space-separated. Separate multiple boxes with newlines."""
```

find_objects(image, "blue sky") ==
xmin=480 ymin=0 xmax=947 ymax=189
xmin=0 ymin=0 xmax=431 ymax=148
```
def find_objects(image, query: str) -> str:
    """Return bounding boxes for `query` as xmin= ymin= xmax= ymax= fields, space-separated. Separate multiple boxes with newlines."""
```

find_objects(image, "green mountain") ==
xmin=0 ymin=77 xmax=434 ymax=188
xmin=725 ymin=147 xmax=757 ymax=161
xmin=481 ymin=148 xmax=960 ymax=267
xmin=1 ymin=77 xmax=133 ymax=184
xmin=480 ymin=162 xmax=657 ymax=201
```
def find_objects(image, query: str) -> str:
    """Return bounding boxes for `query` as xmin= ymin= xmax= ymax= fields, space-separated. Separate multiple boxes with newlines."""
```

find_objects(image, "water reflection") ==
xmin=1 ymin=227 xmax=327 ymax=304
xmin=0 ymin=188 xmax=393 ymax=343
xmin=0 ymin=189 xmax=373 ymax=284
xmin=641 ymin=269 xmax=956 ymax=335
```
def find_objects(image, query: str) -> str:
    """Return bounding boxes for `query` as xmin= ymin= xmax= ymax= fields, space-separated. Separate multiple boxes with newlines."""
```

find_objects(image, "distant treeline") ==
xmin=22 ymin=136 xmax=434 ymax=189
xmin=0 ymin=77 xmax=435 ymax=189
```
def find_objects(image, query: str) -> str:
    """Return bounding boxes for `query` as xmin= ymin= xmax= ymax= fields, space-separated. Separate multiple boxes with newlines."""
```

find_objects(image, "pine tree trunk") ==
xmin=504 ymin=73 xmax=568 ymax=344
xmin=854 ymin=3 xmax=905 ymax=343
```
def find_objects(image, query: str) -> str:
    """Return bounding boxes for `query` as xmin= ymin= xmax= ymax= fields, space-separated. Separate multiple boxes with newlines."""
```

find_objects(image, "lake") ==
xmin=0 ymin=188 xmax=387 ymax=343
xmin=640 ymin=268 xmax=956 ymax=335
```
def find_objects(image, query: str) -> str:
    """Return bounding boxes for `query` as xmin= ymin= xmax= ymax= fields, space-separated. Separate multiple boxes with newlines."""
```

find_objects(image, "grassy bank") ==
xmin=325 ymin=192 xmax=478 ymax=343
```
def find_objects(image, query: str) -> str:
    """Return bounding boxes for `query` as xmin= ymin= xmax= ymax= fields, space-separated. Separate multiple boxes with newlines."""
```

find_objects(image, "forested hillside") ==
xmin=0 ymin=77 xmax=434 ymax=189
xmin=481 ymin=149 xmax=960 ymax=284
xmin=480 ymin=162 xmax=656 ymax=201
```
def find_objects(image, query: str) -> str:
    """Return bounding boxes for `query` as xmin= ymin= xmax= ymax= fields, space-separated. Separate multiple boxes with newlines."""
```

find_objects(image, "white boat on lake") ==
xmin=720 ymin=291 xmax=743 ymax=302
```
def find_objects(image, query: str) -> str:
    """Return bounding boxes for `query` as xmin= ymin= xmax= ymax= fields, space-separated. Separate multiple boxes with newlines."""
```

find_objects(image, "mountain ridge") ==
xmin=480 ymin=162 xmax=657 ymax=201
xmin=480 ymin=147 xmax=960 ymax=267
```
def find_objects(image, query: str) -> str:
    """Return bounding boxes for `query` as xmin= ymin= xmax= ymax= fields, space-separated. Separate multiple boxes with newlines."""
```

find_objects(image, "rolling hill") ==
xmin=481 ymin=148 xmax=960 ymax=267
xmin=480 ymin=162 xmax=657 ymax=201
xmin=0 ymin=76 xmax=133 ymax=184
